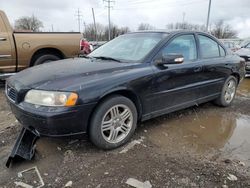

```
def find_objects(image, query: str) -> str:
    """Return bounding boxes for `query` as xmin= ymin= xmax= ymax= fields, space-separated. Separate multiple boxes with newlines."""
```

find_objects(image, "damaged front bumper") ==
xmin=8 ymin=101 xmax=95 ymax=137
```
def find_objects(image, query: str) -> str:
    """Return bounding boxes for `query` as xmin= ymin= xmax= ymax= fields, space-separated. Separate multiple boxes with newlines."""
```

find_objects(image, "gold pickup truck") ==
xmin=0 ymin=10 xmax=83 ymax=79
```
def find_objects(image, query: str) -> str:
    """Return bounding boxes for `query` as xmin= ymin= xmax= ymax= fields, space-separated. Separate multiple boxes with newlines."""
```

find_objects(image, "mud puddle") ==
xmin=237 ymin=78 xmax=250 ymax=98
xmin=144 ymin=107 xmax=250 ymax=166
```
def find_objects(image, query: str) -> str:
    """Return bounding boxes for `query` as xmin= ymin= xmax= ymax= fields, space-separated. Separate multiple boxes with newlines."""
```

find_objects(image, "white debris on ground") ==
xmin=57 ymin=147 xmax=62 ymax=151
xmin=126 ymin=178 xmax=152 ymax=188
xmin=14 ymin=181 xmax=33 ymax=188
xmin=227 ymin=174 xmax=238 ymax=181
xmin=16 ymin=166 xmax=45 ymax=188
xmin=64 ymin=180 xmax=73 ymax=187
xmin=119 ymin=137 xmax=144 ymax=154
xmin=239 ymin=161 xmax=245 ymax=166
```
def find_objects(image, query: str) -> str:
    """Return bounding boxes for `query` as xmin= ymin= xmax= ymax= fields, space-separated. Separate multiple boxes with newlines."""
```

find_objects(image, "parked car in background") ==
xmin=222 ymin=41 xmax=240 ymax=52
xmin=0 ymin=10 xmax=83 ymax=79
xmin=89 ymin=41 xmax=107 ymax=50
xmin=240 ymin=40 xmax=250 ymax=48
xmin=236 ymin=40 xmax=250 ymax=74
xmin=6 ymin=31 xmax=245 ymax=149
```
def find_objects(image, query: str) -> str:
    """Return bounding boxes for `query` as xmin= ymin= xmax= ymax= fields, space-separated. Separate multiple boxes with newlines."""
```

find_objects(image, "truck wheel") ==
xmin=33 ymin=54 xmax=60 ymax=66
xmin=89 ymin=95 xmax=138 ymax=150
xmin=214 ymin=76 xmax=237 ymax=107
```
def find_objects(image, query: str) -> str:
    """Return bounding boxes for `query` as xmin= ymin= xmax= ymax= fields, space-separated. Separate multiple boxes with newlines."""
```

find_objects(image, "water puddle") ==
xmin=145 ymin=108 xmax=250 ymax=165
xmin=237 ymin=78 xmax=250 ymax=98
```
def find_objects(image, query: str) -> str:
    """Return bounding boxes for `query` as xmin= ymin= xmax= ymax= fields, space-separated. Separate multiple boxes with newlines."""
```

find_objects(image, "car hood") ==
xmin=8 ymin=58 xmax=140 ymax=91
xmin=235 ymin=48 xmax=250 ymax=56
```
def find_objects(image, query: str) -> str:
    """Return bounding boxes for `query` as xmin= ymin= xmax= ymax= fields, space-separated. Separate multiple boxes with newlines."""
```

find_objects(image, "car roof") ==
xmin=129 ymin=29 xmax=209 ymax=35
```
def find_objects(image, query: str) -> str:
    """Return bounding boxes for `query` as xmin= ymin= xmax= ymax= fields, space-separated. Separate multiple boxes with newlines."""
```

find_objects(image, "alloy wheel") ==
xmin=224 ymin=79 xmax=236 ymax=103
xmin=101 ymin=104 xmax=133 ymax=143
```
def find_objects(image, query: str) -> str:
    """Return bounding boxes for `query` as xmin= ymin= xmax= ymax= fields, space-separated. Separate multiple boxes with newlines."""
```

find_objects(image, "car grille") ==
xmin=6 ymin=85 xmax=17 ymax=102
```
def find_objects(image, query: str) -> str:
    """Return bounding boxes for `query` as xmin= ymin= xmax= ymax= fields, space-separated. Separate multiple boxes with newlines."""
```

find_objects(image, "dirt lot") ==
xmin=0 ymin=79 xmax=250 ymax=188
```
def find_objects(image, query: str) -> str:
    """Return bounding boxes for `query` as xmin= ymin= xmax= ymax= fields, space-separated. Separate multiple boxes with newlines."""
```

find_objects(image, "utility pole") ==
xmin=75 ymin=8 xmax=83 ymax=32
xmin=83 ymin=22 xmax=87 ymax=32
xmin=103 ymin=0 xmax=114 ymax=41
xmin=182 ymin=12 xmax=186 ymax=24
xmin=206 ymin=0 xmax=212 ymax=31
xmin=182 ymin=12 xmax=186 ymax=29
xmin=92 ymin=8 xmax=98 ymax=42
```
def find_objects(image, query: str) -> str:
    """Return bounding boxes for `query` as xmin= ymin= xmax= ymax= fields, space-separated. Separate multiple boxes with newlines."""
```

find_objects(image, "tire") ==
xmin=33 ymin=54 xmax=60 ymax=66
xmin=214 ymin=76 xmax=237 ymax=107
xmin=89 ymin=95 xmax=138 ymax=150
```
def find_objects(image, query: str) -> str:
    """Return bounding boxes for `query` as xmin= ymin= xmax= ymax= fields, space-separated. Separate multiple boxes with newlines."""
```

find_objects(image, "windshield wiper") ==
xmin=92 ymin=56 xmax=121 ymax=62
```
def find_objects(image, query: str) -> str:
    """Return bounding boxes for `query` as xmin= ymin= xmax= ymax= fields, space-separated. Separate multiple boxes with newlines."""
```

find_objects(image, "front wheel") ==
xmin=214 ymin=76 xmax=237 ymax=107
xmin=89 ymin=95 xmax=138 ymax=149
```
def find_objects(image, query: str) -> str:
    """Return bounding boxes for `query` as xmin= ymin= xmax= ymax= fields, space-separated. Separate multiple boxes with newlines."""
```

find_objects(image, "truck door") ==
xmin=0 ymin=13 xmax=15 ymax=73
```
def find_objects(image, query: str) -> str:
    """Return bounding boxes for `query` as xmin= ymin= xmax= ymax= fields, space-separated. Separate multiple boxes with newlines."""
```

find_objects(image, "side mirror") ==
xmin=156 ymin=53 xmax=184 ymax=66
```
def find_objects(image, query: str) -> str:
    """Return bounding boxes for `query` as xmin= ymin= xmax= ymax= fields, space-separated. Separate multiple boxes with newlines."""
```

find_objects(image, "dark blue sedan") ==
xmin=6 ymin=30 xmax=246 ymax=149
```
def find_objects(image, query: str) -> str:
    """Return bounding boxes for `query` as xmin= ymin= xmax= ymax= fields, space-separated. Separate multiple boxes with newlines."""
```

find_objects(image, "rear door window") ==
xmin=198 ymin=35 xmax=220 ymax=58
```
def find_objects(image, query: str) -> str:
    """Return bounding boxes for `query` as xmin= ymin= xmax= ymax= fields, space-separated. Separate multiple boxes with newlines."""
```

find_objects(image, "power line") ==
xmin=126 ymin=0 xmax=204 ymax=6
xmin=114 ymin=0 xmax=206 ymax=10
xmin=103 ymin=0 xmax=115 ymax=41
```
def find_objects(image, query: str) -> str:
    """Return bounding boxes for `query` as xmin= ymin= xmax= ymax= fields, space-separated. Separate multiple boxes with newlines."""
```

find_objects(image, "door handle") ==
xmin=194 ymin=66 xmax=202 ymax=72
xmin=0 ymin=38 xmax=7 ymax=41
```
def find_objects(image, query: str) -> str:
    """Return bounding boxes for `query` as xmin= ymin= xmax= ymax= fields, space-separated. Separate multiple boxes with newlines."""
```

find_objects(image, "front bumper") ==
xmin=240 ymin=56 xmax=250 ymax=74
xmin=9 ymin=101 xmax=96 ymax=137
xmin=246 ymin=62 xmax=250 ymax=74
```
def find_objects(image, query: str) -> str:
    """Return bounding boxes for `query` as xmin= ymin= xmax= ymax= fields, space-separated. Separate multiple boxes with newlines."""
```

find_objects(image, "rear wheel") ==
xmin=33 ymin=54 xmax=61 ymax=66
xmin=89 ymin=95 xmax=137 ymax=149
xmin=214 ymin=76 xmax=237 ymax=107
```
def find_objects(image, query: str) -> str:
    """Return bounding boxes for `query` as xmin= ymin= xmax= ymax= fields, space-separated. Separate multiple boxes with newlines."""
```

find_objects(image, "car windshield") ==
xmin=89 ymin=33 xmax=167 ymax=62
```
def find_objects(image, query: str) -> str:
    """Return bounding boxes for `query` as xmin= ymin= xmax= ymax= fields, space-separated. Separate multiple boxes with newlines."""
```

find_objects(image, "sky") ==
xmin=1 ymin=0 xmax=250 ymax=38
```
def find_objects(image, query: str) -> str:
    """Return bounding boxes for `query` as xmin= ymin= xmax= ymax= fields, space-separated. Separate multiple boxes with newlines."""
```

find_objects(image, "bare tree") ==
xmin=84 ymin=23 xmax=105 ymax=41
xmin=83 ymin=23 xmax=130 ymax=41
xmin=110 ymin=25 xmax=130 ymax=39
xmin=137 ymin=23 xmax=154 ymax=31
xmin=14 ymin=15 xmax=43 ymax=32
xmin=166 ymin=22 xmax=206 ymax=31
xmin=210 ymin=20 xmax=237 ymax=39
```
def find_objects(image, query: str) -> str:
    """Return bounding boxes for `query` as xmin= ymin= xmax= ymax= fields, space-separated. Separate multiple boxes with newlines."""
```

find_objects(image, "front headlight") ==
xmin=24 ymin=90 xmax=78 ymax=107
